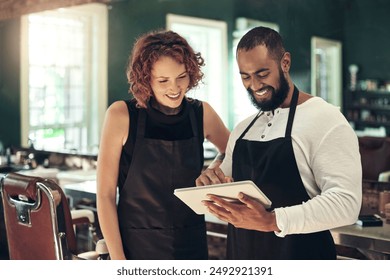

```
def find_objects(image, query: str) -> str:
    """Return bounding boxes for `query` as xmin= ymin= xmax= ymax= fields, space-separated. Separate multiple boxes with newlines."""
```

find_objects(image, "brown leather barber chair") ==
xmin=358 ymin=136 xmax=390 ymax=181
xmin=0 ymin=192 xmax=9 ymax=259
xmin=0 ymin=172 xmax=107 ymax=260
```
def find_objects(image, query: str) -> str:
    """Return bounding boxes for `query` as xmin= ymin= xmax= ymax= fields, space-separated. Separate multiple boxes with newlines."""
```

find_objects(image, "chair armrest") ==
xmin=379 ymin=171 xmax=390 ymax=182
xmin=70 ymin=209 xmax=95 ymax=224
xmin=75 ymin=239 xmax=108 ymax=260
xmin=76 ymin=251 xmax=100 ymax=260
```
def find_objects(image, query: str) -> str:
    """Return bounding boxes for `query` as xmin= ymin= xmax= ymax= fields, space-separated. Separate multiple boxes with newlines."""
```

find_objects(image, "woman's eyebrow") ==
xmin=177 ymin=70 xmax=187 ymax=76
xmin=154 ymin=70 xmax=187 ymax=79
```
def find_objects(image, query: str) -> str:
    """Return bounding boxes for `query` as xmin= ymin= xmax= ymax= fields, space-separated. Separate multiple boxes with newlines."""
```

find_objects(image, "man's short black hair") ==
xmin=237 ymin=26 xmax=286 ymax=61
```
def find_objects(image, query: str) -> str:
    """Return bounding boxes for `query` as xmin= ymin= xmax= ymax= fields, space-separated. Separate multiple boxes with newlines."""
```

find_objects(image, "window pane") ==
xmin=27 ymin=12 xmax=88 ymax=151
xmin=21 ymin=3 xmax=107 ymax=154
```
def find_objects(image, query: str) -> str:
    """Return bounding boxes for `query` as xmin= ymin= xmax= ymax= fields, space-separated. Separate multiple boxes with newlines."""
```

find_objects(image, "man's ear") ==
xmin=280 ymin=52 xmax=291 ymax=72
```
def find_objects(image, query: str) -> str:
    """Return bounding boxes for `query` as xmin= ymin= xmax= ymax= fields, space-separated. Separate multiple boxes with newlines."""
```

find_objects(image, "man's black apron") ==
xmin=227 ymin=86 xmax=336 ymax=260
xmin=117 ymin=105 xmax=208 ymax=260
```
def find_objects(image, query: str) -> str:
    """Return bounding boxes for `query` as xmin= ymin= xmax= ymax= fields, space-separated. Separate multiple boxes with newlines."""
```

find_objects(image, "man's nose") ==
xmin=248 ymin=76 xmax=262 ymax=91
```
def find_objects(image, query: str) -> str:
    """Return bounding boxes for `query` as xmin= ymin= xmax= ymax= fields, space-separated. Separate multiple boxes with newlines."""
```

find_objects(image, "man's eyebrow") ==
xmin=239 ymin=68 xmax=269 ymax=75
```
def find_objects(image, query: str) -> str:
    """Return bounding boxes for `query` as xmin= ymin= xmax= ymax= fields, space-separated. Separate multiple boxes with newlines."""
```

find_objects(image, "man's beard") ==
xmin=247 ymin=69 xmax=290 ymax=111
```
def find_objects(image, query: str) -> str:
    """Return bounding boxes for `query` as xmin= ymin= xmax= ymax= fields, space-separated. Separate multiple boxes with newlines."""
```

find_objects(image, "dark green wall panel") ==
xmin=343 ymin=0 xmax=390 ymax=82
xmin=107 ymin=0 xmax=235 ymax=105
xmin=0 ymin=19 xmax=21 ymax=148
xmin=233 ymin=0 xmax=345 ymax=91
xmin=1 ymin=0 xmax=390 ymax=147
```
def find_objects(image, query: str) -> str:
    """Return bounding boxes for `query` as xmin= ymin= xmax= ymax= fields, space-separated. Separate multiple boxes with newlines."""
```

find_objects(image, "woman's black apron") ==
xmin=117 ymin=104 xmax=208 ymax=260
xmin=227 ymin=86 xmax=336 ymax=260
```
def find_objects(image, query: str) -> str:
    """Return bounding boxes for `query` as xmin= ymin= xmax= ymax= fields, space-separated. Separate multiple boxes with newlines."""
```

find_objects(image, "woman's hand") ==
xmin=195 ymin=167 xmax=233 ymax=186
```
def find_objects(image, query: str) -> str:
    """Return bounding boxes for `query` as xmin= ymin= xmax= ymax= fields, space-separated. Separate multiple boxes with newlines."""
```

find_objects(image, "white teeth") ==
xmin=255 ymin=89 xmax=268 ymax=96
xmin=167 ymin=93 xmax=180 ymax=98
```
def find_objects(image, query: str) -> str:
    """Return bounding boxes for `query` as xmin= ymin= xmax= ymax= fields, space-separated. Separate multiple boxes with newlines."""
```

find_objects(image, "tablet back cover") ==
xmin=174 ymin=180 xmax=272 ymax=215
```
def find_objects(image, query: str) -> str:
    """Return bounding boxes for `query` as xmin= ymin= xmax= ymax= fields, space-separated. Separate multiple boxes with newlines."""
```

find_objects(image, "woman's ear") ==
xmin=280 ymin=52 xmax=291 ymax=72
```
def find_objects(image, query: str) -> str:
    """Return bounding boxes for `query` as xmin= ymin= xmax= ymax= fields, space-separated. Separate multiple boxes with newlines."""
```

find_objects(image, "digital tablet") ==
xmin=174 ymin=180 xmax=272 ymax=215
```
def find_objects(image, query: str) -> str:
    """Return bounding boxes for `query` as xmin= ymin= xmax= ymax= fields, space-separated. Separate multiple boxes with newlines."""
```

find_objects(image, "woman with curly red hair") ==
xmin=97 ymin=30 xmax=230 ymax=260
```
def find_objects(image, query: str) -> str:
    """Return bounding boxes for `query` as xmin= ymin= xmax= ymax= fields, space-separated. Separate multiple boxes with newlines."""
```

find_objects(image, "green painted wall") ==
xmin=107 ymin=0 xmax=235 ymax=105
xmin=234 ymin=0 xmax=345 ymax=92
xmin=1 ymin=0 xmax=389 ymax=148
xmin=0 ymin=19 xmax=21 ymax=148
xmin=343 ymin=0 xmax=390 ymax=81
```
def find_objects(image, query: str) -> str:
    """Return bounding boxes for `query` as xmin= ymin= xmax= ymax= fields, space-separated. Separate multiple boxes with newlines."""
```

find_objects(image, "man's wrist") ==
xmin=269 ymin=210 xmax=281 ymax=232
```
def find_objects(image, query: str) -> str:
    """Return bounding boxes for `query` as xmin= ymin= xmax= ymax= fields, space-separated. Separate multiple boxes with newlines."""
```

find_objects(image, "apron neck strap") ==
xmin=137 ymin=109 xmax=147 ymax=139
xmin=237 ymin=85 xmax=299 ymax=140
xmin=238 ymin=111 xmax=263 ymax=140
xmin=285 ymin=85 xmax=299 ymax=138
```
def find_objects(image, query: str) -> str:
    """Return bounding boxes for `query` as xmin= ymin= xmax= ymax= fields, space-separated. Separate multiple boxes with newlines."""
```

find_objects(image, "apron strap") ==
xmin=136 ymin=109 xmax=147 ymax=140
xmin=188 ymin=105 xmax=198 ymax=137
xmin=285 ymin=85 xmax=299 ymax=138
xmin=238 ymin=111 xmax=263 ymax=140
xmin=237 ymin=85 xmax=299 ymax=140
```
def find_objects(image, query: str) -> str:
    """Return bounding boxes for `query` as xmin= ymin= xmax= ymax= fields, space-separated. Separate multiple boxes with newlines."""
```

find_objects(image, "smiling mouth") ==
xmin=166 ymin=92 xmax=181 ymax=99
xmin=254 ymin=88 xmax=269 ymax=96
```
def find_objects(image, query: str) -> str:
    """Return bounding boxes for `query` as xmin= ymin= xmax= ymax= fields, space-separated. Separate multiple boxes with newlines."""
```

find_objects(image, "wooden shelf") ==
xmin=344 ymin=90 xmax=390 ymax=135
xmin=349 ymin=90 xmax=390 ymax=96
xmin=349 ymin=120 xmax=390 ymax=128
xmin=348 ymin=105 xmax=390 ymax=111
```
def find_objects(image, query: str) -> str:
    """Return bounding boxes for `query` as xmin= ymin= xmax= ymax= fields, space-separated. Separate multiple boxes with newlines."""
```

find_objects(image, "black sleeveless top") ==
xmin=118 ymin=97 xmax=204 ymax=189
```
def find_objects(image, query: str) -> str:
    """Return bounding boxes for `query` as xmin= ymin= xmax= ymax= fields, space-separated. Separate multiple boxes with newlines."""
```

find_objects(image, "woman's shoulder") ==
xmin=124 ymin=98 xmax=140 ymax=111
xmin=109 ymin=99 xmax=140 ymax=114
xmin=106 ymin=100 xmax=134 ymax=120
xmin=108 ymin=100 xmax=125 ymax=110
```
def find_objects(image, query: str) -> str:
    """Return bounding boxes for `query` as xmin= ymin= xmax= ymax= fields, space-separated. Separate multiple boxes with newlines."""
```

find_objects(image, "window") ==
xmin=21 ymin=3 xmax=107 ymax=154
xmin=166 ymin=14 xmax=229 ymax=126
xmin=311 ymin=36 xmax=342 ymax=107
xmin=168 ymin=16 xmax=282 ymax=128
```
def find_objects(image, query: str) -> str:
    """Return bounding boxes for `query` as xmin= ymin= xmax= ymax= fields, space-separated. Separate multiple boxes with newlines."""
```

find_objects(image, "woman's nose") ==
xmin=169 ymin=80 xmax=180 ymax=92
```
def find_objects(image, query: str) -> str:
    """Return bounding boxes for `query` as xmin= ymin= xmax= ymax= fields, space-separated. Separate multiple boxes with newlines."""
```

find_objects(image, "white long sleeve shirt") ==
xmin=220 ymin=96 xmax=362 ymax=237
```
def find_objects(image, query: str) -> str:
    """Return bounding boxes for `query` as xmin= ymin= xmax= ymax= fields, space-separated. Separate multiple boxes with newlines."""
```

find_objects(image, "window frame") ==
xmin=311 ymin=36 xmax=342 ymax=108
xmin=20 ymin=3 xmax=108 ymax=154
xmin=166 ymin=13 xmax=229 ymax=126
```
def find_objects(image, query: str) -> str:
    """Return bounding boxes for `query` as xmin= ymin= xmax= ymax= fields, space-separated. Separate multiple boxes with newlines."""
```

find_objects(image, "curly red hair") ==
xmin=126 ymin=30 xmax=205 ymax=108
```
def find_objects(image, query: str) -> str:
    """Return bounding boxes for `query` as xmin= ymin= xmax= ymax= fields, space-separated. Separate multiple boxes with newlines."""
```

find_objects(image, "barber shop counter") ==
xmin=331 ymin=220 xmax=390 ymax=259
xmin=62 ymin=180 xmax=390 ymax=260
